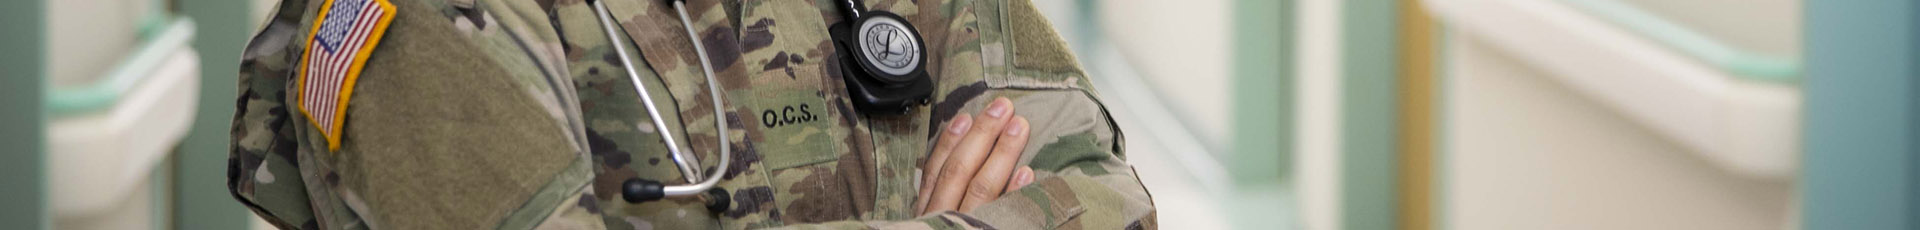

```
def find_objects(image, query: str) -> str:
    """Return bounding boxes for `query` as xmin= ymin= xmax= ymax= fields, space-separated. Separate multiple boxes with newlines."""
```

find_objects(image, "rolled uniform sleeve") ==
xmin=955 ymin=90 xmax=1156 ymax=230
xmin=766 ymin=0 xmax=1158 ymax=228
xmin=922 ymin=0 xmax=1157 ymax=228
xmin=767 ymin=91 xmax=1157 ymax=230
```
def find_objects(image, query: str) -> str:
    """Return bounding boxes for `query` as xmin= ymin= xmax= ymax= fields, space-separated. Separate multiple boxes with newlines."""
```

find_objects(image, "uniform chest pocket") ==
xmin=729 ymin=0 xmax=854 ymax=171
xmin=734 ymin=90 xmax=848 ymax=170
xmin=727 ymin=53 xmax=872 ymax=224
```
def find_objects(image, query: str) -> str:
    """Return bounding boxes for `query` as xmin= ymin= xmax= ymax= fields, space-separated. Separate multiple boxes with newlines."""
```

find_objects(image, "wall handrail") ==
xmin=47 ymin=18 xmax=196 ymax=116
xmin=1428 ymin=0 xmax=1803 ymax=178
xmin=1557 ymin=0 xmax=1800 ymax=82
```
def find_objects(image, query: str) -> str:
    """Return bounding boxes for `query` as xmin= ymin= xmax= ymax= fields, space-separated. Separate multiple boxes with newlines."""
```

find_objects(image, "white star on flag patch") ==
xmin=298 ymin=0 xmax=396 ymax=151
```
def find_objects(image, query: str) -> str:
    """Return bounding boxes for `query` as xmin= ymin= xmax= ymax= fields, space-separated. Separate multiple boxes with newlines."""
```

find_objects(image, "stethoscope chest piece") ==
xmin=832 ymin=2 xmax=934 ymax=114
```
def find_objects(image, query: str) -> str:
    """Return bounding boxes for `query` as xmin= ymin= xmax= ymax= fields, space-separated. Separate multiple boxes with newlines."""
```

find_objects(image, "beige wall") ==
xmin=45 ymin=0 xmax=142 ymax=86
xmin=1442 ymin=35 xmax=1795 ymax=230
xmin=1097 ymin=0 xmax=1234 ymax=149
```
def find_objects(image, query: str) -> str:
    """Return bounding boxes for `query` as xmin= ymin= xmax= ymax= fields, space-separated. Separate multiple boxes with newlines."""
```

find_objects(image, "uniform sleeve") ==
xmin=907 ymin=91 xmax=1158 ymax=230
xmin=766 ymin=0 xmax=1158 ymax=228
xmin=756 ymin=211 xmax=992 ymax=230
xmin=927 ymin=0 xmax=1158 ymax=228
xmin=765 ymin=90 xmax=1158 ymax=230
xmin=229 ymin=0 xmax=319 ymax=228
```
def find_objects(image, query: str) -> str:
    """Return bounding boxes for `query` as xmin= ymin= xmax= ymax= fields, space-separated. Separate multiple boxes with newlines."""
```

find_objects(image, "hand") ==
xmin=915 ymin=98 xmax=1037 ymax=216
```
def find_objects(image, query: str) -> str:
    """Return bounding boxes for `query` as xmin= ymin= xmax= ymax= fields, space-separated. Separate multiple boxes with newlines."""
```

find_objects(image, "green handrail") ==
xmin=45 ymin=18 xmax=196 ymax=116
xmin=1558 ymin=0 xmax=1801 ymax=82
xmin=136 ymin=0 xmax=172 ymax=41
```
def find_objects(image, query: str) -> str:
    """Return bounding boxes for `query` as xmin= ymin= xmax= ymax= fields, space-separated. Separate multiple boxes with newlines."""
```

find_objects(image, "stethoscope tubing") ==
xmin=590 ymin=0 xmax=731 ymax=197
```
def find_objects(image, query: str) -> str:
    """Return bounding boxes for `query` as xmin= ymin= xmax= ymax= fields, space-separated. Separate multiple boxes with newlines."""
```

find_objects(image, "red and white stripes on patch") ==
xmin=298 ymin=0 xmax=393 ymax=148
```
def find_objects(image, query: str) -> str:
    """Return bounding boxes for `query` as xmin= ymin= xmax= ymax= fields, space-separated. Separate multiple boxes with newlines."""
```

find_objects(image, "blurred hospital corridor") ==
xmin=4 ymin=0 xmax=1918 ymax=229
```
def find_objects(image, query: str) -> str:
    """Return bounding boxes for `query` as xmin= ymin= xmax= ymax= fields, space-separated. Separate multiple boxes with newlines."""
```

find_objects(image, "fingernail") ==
xmin=1016 ymin=169 xmax=1034 ymax=185
xmin=985 ymin=101 xmax=1009 ymax=118
xmin=1005 ymin=120 xmax=1026 ymax=136
xmin=948 ymin=117 xmax=971 ymax=134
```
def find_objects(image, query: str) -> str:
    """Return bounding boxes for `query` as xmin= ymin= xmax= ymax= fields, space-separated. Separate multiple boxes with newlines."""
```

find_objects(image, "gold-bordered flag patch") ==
xmin=297 ymin=0 xmax=396 ymax=151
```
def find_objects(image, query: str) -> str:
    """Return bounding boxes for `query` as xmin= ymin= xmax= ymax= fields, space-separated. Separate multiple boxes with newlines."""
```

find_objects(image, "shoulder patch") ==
xmin=297 ymin=0 xmax=397 ymax=151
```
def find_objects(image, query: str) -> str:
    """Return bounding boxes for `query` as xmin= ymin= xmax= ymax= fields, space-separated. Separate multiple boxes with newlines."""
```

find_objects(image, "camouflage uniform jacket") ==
xmin=230 ymin=0 xmax=1155 ymax=229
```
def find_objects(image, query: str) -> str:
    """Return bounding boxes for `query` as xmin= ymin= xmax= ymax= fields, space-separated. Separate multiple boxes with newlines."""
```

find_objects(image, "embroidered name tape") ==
xmin=298 ymin=0 xmax=396 ymax=151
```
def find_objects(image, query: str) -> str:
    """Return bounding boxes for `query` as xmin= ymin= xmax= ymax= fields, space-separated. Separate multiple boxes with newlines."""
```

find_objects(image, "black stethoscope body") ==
xmin=831 ymin=0 xmax=935 ymax=114
xmin=588 ymin=0 xmax=934 ymax=214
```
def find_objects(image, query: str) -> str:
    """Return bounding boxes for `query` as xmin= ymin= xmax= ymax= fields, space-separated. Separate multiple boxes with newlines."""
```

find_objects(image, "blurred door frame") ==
xmin=1230 ymin=0 xmax=1298 ymax=229
xmin=1801 ymin=1 xmax=1920 ymax=229
xmin=175 ymin=0 xmax=255 ymax=229
xmin=1 ymin=0 xmax=50 ymax=229
xmin=1339 ymin=1 xmax=1405 ymax=230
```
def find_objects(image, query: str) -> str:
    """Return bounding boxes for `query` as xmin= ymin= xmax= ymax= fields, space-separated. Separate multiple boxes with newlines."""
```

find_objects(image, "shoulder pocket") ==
xmin=976 ymin=0 xmax=1091 ymax=90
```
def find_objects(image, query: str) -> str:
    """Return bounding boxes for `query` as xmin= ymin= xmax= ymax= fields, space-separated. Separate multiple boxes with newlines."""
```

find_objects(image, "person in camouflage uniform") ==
xmin=230 ymin=0 xmax=1156 ymax=229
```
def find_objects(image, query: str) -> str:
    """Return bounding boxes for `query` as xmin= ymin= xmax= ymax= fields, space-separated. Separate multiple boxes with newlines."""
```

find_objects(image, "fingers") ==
xmin=923 ymin=98 xmax=1016 ymax=215
xmin=916 ymin=115 xmax=971 ymax=213
xmin=958 ymin=117 xmax=1029 ymax=212
xmin=1008 ymin=167 xmax=1035 ymax=190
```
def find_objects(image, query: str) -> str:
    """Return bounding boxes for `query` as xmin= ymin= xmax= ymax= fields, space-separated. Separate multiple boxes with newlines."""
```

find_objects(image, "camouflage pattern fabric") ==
xmin=231 ymin=0 xmax=1156 ymax=229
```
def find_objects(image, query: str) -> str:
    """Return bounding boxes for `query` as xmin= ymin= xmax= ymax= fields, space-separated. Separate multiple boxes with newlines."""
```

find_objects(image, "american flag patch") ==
xmin=298 ymin=0 xmax=396 ymax=151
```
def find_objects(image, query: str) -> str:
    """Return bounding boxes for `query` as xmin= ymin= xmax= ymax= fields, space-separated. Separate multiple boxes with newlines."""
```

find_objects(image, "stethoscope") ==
xmin=587 ymin=0 xmax=933 ymax=213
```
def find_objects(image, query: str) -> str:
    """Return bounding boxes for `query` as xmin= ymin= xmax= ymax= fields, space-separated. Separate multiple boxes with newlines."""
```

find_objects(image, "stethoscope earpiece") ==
xmin=621 ymin=179 xmax=666 ymax=203
xmin=704 ymin=188 xmax=731 ymax=213
xmin=620 ymin=178 xmax=732 ymax=213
